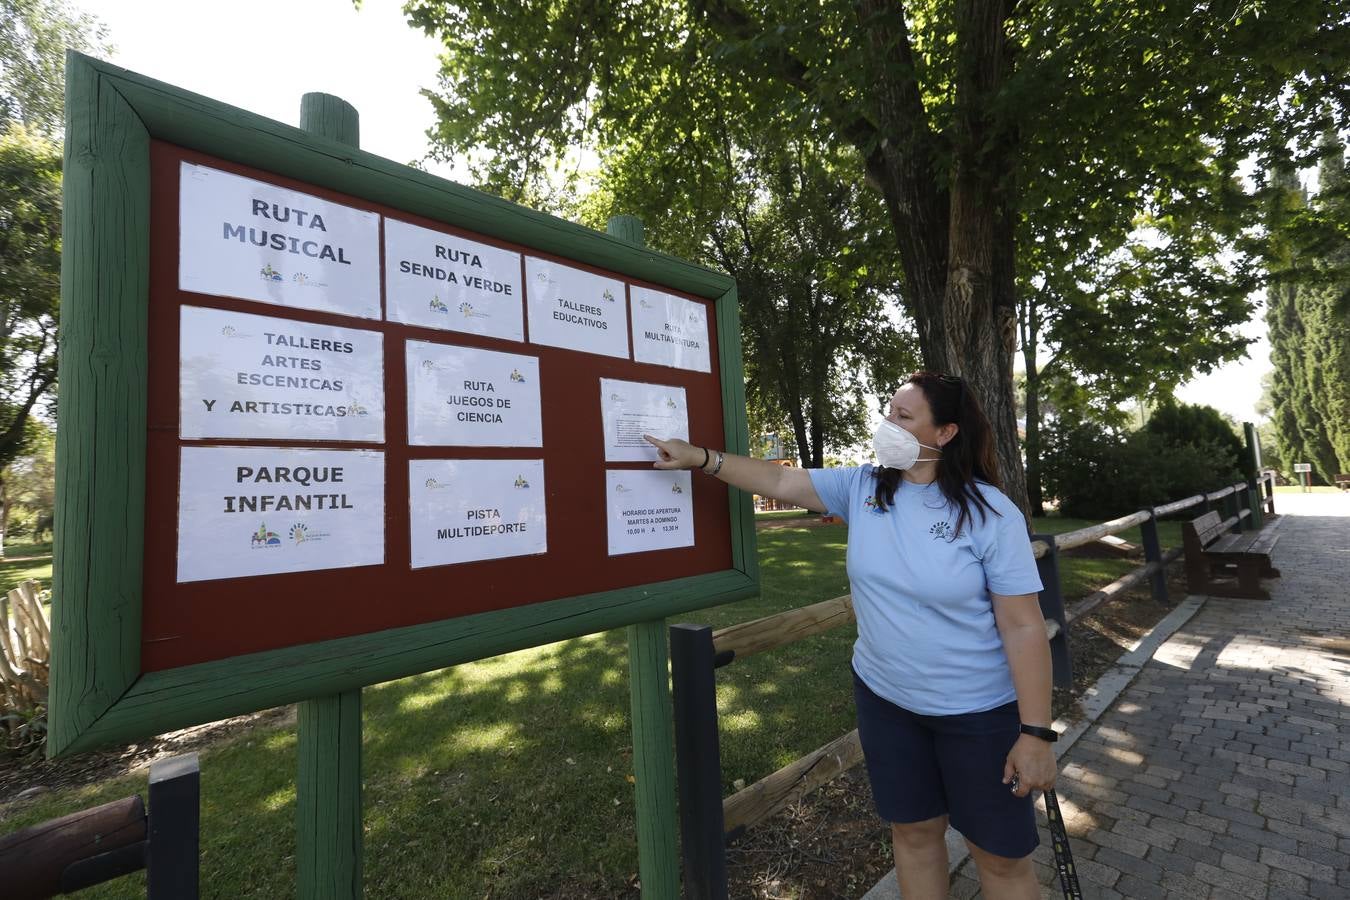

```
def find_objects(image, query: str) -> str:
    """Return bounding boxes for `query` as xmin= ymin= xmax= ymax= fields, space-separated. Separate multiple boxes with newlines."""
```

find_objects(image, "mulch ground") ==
xmin=0 ymin=706 xmax=295 ymax=812
xmin=1 ymin=528 xmax=1193 ymax=898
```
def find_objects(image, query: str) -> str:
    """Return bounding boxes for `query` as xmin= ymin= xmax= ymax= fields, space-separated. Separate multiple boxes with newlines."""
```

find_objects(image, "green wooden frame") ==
xmin=50 ymin=52 xmax=758 ymax=757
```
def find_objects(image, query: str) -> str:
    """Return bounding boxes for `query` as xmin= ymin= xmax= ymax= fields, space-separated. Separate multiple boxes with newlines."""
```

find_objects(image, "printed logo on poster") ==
xmin=289 ymin=523 xmax=330 ymax=545
xmin=250 ymin=522 xmax=282 ymax=549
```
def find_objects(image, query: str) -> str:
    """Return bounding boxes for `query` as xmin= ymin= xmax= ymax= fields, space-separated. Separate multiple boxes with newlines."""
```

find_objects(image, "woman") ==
xmin=645 ymin=372 xmax=1055 ymax=899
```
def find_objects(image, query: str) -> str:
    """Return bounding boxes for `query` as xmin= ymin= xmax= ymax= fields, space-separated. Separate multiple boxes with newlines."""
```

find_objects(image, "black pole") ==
xmin=146 ymin=753 xmax=200 ymax=900
xmin=669 ymin=623 xmax=729 ymax=900
xmin=1140 ymin=510 xmax=1168 ymax=605
xmin=1032 ymin=536 xmax=1073 ymax=689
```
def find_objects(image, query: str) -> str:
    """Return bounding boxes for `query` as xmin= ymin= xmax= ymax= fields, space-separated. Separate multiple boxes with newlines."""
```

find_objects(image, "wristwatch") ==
xmin=1020 ymin=724 xmax=1058 ymax=743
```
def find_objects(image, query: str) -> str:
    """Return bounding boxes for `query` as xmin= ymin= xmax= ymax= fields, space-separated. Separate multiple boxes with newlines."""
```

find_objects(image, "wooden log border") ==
xmin=49 ymin=52 xmax=758 ymax=757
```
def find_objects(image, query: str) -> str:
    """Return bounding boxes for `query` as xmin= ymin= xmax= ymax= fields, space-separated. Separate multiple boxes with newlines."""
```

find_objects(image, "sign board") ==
xmin=50 ymin=54 xmax=756 ymax=756
xmin=1293 ymin=463 xmax=1312 ymax=473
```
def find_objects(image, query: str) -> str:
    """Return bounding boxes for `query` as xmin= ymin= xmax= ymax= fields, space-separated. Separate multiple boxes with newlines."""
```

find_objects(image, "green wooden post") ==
xmin=296 ymin=92 xmax=363 ymax=900
xmin=609 ymin=214 xmax=679 ymax=899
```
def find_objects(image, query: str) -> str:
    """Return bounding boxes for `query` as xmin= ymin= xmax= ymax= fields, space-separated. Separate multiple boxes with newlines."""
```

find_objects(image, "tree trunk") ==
xmin=1021 ymin=284 xmax=1046 ymax=517
xmin=1024 ymin=361 xmax=1045 ymax=517
xmin=787 ymin=395 xmax=812 ymax=470
xmin=904 ymin=0 xmax=1029 ymax=517
xmin=0 ymin=477 xmax=7 ymax=558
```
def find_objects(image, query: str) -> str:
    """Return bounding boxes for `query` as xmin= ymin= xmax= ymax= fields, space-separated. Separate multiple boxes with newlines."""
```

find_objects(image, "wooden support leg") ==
xmin=1232 ymin=558 xmax=1270 ymax=600
xmin=628 ymin=620 xmax=679 ymax=899
xmin=297 ymin=691 xmax=363 ymax=900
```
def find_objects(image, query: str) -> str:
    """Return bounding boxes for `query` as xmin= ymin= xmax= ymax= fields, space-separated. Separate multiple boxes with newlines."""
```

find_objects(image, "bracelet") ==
xmin=1020 ymin=723 xmax=1058 ymax=743
xmin=708 ymin=450 xmax=725 ymax=477
xmin=700 ymin=447 xmax=710 ymax=471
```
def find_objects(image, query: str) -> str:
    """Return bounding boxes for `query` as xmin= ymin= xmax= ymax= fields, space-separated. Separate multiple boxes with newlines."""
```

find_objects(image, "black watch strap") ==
xmin=1020 ymin=723 xmax=1058 ymax=743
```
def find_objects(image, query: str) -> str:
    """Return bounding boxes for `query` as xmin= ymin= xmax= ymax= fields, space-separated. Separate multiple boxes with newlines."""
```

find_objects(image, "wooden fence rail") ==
xmin=670 ymin=471 xmax=1276 ymax=899
xmin=0 ymin=753 xmax=200 ymax=899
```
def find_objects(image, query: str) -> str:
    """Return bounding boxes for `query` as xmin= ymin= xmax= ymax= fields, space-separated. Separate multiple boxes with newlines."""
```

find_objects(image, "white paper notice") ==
xmin=406 ymin=341 xmax=542 ymax=446
xmin=179 ymin=162 xmax=381 ymax=319
xmin=600 ymin=379 xmax=689 ymax=462
xmin=179 ymin=306 xmax=384 ymax=442
xmin=630 ymin=286 xmax=712 ymax=373
xmin=176 ymin=446 xmax=384 ymax=583
xmin=409 ymin=459 xmax=547 ymax=568
xmin=606 ymin=470 xmax=695 ymax=556
xmin=384 ymin=218 xmax=524 ymax=341
xmin=525 ymin=256 xmax=629 ymax=359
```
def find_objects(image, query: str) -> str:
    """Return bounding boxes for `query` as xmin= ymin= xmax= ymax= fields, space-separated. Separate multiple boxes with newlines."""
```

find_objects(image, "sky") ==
xmin=83 ymin=0 xmax=1273 ymax=425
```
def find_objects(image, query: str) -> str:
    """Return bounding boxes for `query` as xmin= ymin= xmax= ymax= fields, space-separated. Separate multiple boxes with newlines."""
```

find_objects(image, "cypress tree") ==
xmin=1265 ymin=167 xmax=1314 ymax=479
xmin=1302 ymin=132 xmax=1350 ymax=479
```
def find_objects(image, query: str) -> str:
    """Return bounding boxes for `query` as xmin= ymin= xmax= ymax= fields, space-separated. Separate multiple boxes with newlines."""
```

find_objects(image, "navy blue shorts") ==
xmin=852 ymin=667 xmax=1038 ymax=859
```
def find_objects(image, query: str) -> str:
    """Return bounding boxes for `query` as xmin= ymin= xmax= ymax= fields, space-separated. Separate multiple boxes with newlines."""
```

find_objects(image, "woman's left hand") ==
xmin=1003 ymin=734 xmax=1057 ymax=797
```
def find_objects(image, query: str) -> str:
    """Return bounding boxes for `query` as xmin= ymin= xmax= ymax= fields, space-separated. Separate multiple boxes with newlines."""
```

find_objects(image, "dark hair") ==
xmin=872 ymin=371 xmax=1002 ymax=537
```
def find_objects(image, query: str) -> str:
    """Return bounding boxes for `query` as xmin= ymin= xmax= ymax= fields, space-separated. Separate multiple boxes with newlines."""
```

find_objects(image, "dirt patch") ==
xmin=0 ymin=705 xmax=294 ymax=817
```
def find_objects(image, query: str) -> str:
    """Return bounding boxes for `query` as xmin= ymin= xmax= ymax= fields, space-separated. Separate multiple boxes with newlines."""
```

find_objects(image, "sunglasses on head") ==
xmin=912 ymin=371 xmax=965 ymax=409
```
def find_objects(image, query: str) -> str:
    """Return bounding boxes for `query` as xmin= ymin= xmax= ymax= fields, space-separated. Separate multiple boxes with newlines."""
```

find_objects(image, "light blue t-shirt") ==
xmin=808 ymin=464 xmax=1043 ymax=716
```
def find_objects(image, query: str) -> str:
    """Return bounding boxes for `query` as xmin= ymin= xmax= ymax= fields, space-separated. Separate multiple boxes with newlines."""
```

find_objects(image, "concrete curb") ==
xmin=859 ymin=594 xmax=1210 ymax=899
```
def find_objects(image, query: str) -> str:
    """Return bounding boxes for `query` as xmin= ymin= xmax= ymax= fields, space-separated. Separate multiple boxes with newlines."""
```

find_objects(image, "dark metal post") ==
xmin=1140 ymin=510 xmax=1168 ymax=604
xmin=1032 ymin=536 xmax=1073 ymax=689
xmin=147 ymin=753 xmax=200 ymax=900
xmin=669 ymin=623 xmax=729 ymax=900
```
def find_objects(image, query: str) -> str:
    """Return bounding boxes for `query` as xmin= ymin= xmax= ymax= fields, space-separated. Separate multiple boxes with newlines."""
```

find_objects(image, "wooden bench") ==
xmin=1336 ymin=473 xmax=1350 ymax=491
xmin=1182 ymin=510 xmax=1281 ymax=600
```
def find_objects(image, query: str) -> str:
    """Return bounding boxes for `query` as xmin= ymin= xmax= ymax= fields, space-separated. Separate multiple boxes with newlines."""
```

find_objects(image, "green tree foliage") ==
xmin=1018 ymin=193 xmax=1258 ymax=512
xmin=1265 ymin=134 xmax=1350 ymax=483
xmin=0 ymin=124 xmax=59 ymax=476
xmin=574 ymin=130 xmax=915 ymax=466
xmin=0 ymin=1 xmax=108 ymax=551
xmin=1041 ymin=404 xmax=1245 ymax=519
xmin=403 ymin=0 xmax=1350 ymax=511
xmin=0 ymin=418 xmax=53 ymax=549
xmin=1 ymin=0 xmax=108 ymax=135
xmin=1144 ymin=400 xmax=1248 ymax=479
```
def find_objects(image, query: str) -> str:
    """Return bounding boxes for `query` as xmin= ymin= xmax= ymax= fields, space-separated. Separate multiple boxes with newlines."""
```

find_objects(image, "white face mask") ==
xmin=873 ymin=419 xmax=942 ymax=470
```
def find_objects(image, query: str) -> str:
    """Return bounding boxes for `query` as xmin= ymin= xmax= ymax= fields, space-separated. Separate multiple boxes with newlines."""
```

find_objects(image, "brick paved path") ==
xmin=949 ymin=493 xmax=1350 ymax=899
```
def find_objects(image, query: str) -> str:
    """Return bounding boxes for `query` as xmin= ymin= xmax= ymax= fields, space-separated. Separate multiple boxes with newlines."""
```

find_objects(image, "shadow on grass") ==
xmin=1 ymin=512 xmax=1242 ymax=899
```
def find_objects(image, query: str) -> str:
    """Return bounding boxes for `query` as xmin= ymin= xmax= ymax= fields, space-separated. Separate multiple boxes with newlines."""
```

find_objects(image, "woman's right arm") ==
xmin=643 ymin=435 xmax=828 ymax=514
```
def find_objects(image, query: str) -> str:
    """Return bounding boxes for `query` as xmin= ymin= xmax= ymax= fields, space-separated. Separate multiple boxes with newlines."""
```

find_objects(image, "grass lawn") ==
xmin=0 ymin=517 xmax=1182 ymax=898
xmin=753 ymin=507 xmax=811 ymax=520
xmin=2 ymin=541 xmax=53 ymax=631
xmin=0 ymin=557 xmax=51 ymax=599
xmin=1273 ymin=485 xmax=1341 ymax=494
